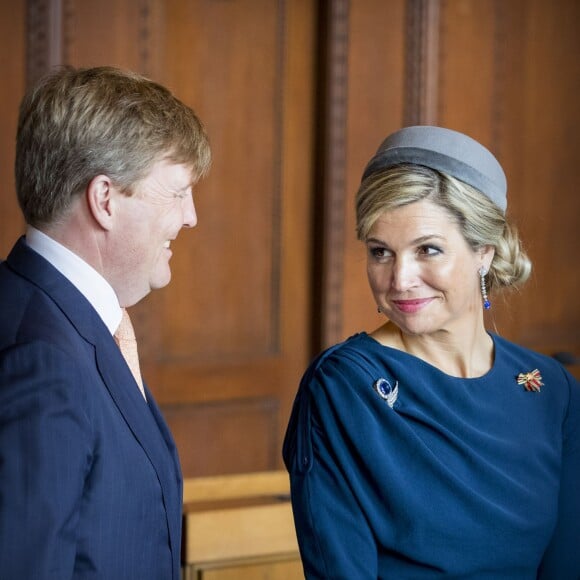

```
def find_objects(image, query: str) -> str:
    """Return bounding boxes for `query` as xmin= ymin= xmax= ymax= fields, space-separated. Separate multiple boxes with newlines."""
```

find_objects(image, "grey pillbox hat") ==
xmin=361 ymin=125 xmax=507 ymax=211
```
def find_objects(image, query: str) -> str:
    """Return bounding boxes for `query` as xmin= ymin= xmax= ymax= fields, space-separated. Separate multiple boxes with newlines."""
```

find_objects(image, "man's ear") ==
xmin=86 ymin=175 xmax=114 ymax=230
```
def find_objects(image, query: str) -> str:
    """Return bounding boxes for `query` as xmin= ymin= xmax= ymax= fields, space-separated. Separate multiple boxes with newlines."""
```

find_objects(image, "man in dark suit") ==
xmin=0 ymin=66 xmax=211 ymax=579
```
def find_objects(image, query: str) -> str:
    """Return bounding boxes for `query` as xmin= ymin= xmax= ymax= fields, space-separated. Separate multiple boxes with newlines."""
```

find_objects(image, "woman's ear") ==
xmin=479 ymin=244 xmax=495 ymax=271
xmin=86 ymin=175 xmax=114 ymax=230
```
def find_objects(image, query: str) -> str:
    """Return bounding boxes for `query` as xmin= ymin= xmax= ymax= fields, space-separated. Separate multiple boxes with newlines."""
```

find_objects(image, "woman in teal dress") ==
xmin=283 ymin=126 xmax=579 ymax=579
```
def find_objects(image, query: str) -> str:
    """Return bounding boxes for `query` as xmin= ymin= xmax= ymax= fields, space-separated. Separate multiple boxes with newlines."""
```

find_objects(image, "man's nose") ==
xmin=182 ymin=195 xmax=197 ymax=228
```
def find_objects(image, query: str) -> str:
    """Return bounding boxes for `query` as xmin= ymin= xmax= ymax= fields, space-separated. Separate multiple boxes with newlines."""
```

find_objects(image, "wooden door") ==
xmin=4 ymin=0 xmax=317 ymax=477
xmin=135 ymin=0 xmax=317 ymax=476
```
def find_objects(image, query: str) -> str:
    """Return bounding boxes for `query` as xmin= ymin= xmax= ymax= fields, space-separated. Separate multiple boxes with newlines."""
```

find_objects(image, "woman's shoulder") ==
xmin=304 ymin=332 xmax=405 ymax=384
xmin=296 ymin=332 xmax=415 ymax=417
xmin=493 ymin=333 xmax=573 ymax=371
xmin=309 ymin=333 xmax=370 ymax=369
xmin=492 ymin=334 xmax=580 ymax=404
xmin=284 ymin=332 xmax=402 ymax=472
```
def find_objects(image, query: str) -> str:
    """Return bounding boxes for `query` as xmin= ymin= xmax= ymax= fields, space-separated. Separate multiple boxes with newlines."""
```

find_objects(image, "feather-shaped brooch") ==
xmin=373 ymin=378 xmax=399 ymax=408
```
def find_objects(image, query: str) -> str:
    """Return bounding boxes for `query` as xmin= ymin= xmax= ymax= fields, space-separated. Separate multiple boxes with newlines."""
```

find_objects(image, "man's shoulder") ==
xmin=0 ymin=268 xmax=79 ymax=352
xmin=0 ymin=261 xmax=36 ymax=346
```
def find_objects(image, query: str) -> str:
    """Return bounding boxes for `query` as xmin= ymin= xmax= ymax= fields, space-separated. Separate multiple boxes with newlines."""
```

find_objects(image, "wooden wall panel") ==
xmin=342 ymin=0 xmax=408 ymax=341
xmin=2 ymin=0 xmax=577 ymax=480
xmin=134 ymin=0 xmax=317 ymax=475
xmin=0 ymin=0 xmax=26 ymax=255
xmin=436 ymin=1 xmax=510 ymax=332
xmin=320 ymin=0 xmax=579 ymax=371
xmin=7 ymin=0 xmax=317 ymax=476
xmin=509 ymin=0 xmax=579 ymax=357
xmin=69 ymin=0 xmax=166 ymax=74
xmin=318 ymin=0 xmax=407 ymax=349
xmin=438 ymin=0 xmax=498 ymax=137
xmin=163 ymin=398 xmax=279 ymax=476
xmin=151 ymin=0 xmax=282 ymax=362
xmin=437 ymin=0 xmax=580 ymax=361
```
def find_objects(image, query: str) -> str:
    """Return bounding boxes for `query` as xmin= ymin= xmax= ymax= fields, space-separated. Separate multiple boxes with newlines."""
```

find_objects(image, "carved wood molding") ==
xmin=27 ymin=0 xmax=157 ymax=85
xmin=319 ymin=0 xmax=350 ymax=349
xmin=27 ymin=0 xmax=65 ymax=86
xmin=268 ymin=0 xmax=286 ymax=355
xmin=490 ymin=0 xmax=506 ymax=159
xmin=137 ymin=0 xmax=156 ymax=77
xmin=404 ymin=0 xmax=440 ymax=125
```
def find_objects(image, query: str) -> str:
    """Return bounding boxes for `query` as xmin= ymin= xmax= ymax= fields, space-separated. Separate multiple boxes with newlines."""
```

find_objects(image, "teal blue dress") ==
xmin=283 ymin=333 xmax=580 ymax=579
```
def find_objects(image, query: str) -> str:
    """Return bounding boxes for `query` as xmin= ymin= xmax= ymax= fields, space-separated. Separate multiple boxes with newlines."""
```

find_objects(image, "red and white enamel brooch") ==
xmin=516 ymin=369 xmax=543 ymax=392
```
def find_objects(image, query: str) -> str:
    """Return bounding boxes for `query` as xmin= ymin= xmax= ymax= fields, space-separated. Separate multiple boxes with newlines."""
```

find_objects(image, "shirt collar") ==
xmin=25 ymin=226 xmax=122 ymax=334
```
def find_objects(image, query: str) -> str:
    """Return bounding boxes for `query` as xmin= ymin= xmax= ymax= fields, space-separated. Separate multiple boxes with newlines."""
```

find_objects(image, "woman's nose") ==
xmin=391 ymin=257 xmax=419 ymax=292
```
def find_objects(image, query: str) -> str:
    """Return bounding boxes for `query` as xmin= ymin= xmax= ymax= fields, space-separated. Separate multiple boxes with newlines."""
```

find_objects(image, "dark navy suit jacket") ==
xmin=0 ymin=238 xmax=183 ymax=579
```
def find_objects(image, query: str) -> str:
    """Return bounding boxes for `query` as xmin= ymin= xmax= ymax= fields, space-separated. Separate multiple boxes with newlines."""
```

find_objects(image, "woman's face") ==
xmin=365 ymin=199 xmax=493 ymax=338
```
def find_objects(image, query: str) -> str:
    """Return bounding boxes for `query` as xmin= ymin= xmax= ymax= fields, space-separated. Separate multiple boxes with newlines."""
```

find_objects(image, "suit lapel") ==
xmin=146 ymin=384 xmax=183 ymax=490
xmin=94 ymin=344 xmax=182 ymax=565
xmin=7 ymin=238 xmax=182 ymax=571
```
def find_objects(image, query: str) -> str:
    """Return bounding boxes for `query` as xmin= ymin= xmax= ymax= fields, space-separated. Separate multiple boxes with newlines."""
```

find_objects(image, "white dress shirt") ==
xmin=25 ymin=226 xmax=122 ymax=335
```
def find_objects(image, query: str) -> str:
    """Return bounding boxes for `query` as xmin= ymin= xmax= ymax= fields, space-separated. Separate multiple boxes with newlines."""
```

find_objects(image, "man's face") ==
xmin=111 ymin=158 xmax=197 ymax=305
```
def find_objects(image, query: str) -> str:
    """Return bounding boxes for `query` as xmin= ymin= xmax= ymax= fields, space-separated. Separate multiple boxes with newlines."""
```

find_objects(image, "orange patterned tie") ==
xmin=114 ymin=308 xmax=146 ymax=400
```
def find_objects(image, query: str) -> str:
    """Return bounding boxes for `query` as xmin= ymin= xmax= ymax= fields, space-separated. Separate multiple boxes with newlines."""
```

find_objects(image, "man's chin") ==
xmin=151 ymin=271 xmax=172 ymax=291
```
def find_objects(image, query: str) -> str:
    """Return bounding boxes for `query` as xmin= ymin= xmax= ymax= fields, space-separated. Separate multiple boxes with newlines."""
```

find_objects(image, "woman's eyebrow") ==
xmin=366 ymin=234 xmax=446 ymax=246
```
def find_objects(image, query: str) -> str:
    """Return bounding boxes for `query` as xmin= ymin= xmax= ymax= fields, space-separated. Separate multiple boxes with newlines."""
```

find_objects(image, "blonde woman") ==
xmin=284 ymin=126 xmax=579 ymax=579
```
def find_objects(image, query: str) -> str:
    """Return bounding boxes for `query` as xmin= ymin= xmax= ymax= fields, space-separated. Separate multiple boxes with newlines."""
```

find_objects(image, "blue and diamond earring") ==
xmin=479 ymin=267 xmax=491 ymax=310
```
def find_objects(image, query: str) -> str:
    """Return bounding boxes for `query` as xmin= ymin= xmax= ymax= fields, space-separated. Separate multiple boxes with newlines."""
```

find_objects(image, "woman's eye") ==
xmin=419 ymin=245 xmax=441 ymax=256
xmin=369 ymin=247 xmax=390 ymax=259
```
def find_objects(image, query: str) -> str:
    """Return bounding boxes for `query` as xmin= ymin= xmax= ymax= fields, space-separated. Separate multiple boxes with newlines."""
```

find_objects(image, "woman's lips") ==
xmin=392 ymin=298 xmax=434 ymax=313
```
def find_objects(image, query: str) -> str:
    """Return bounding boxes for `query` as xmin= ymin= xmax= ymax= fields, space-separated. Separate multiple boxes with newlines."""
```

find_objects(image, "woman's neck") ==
xmin=371 ymin=321 xmax=494 ymax=379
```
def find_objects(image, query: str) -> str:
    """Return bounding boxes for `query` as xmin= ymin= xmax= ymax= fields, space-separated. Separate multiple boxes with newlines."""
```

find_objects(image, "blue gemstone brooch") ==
xmin=373 ymin=378 xmax=399 ymax=408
